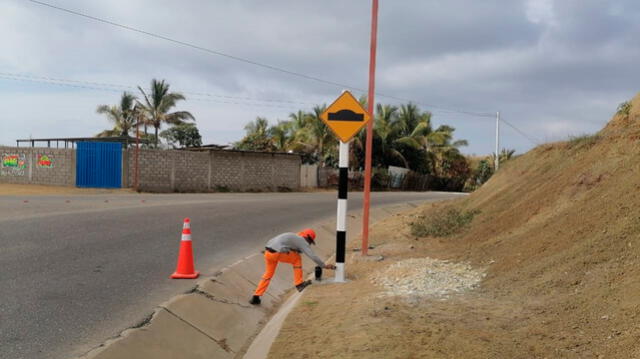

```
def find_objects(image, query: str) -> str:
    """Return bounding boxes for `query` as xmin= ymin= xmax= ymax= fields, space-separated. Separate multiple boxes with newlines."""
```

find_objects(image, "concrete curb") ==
xmin=78 ymin=201 xmax=428 ymax=359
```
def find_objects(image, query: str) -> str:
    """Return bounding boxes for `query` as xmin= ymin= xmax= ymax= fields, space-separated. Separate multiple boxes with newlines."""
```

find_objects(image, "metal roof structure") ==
xmin=16 ymin=136 xmax=150 ymax=149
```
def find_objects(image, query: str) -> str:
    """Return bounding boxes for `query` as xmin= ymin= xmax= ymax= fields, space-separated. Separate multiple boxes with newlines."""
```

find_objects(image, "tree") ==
xmin=160 ymin=123 xmax=202 ymax=148
xmin=303 ymin=105 xmax=334 ymax=166
xmin=372 ymin=103 xmax=408 ymax=168
xmin=268 ymin=120 xmax=293 ymax=152
xmin=137 ymin=79 xmax=195 ymax=147
xmin=234 ymin=117 xmax=274 ymax=151
xmin=233 ymin=101 xmax=470 ymax=180
xmin=96 ymin=92 xmax=137 ymax=138
xmin=427 ymin=125 xmax=469 ymax=177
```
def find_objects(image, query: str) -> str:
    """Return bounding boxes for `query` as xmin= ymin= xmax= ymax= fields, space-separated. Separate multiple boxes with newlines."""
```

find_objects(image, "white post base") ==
xmin=334 ymin=263 xmax=345 ymax=283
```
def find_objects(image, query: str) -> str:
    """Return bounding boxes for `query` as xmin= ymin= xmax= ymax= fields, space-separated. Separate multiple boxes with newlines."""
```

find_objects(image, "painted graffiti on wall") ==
xmin=1 ymin=154 xmax=27 ymax=176
xmin=37 ymin=154 xmax=54 ymax=168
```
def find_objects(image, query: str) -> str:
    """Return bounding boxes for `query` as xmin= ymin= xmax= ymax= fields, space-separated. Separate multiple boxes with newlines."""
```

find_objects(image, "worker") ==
xmin=250 ymin=229 xmax=336 ymax=305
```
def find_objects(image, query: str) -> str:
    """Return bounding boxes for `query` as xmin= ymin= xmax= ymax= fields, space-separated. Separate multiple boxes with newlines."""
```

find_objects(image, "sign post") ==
xmin=320 ymin=91 xmax=371 ymax=282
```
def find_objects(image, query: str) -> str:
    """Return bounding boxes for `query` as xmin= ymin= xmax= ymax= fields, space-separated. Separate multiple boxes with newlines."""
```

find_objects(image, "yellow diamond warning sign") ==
xmin=320 ymin=91 xmax=371 ymax=143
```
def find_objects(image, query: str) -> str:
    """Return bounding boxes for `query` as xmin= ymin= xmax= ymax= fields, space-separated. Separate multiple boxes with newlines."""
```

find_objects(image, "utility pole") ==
xmin=495 ymin=111 xmax=500 ymax=171
xmin=362 ymin=0 xmax=379 ymax=256
xmin=135 ymin=111 xmax=140 ymax=191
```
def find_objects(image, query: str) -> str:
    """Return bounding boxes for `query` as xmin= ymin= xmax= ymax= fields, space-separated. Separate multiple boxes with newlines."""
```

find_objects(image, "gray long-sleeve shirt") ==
xmin=265 ymin=232 xmax=325 ymax=266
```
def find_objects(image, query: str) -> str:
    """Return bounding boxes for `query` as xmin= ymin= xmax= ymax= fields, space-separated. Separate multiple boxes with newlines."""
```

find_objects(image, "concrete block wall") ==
xmin=128 ymin=149 xmax=301 ymax=192
xmin=0 ymin=147 xmax=75 ymax=186
xmin=0 ymin=146 xmax=300 ymax=191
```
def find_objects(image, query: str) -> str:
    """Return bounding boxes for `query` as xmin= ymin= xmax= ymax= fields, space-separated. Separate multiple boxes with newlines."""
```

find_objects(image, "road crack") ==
xmin=161 ymin=306 xmax=235 ymax=353
xmin=190 ymin=287 xmax=253 ymax=309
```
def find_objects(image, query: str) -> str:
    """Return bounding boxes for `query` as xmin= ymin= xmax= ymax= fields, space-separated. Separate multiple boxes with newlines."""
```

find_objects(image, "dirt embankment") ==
xmin=268 ymin=94 xmax=640 ymax=358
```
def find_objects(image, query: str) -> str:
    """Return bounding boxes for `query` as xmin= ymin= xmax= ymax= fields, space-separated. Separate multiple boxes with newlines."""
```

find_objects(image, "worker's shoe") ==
xmin=295 ymin=280 xmax=312 ymax=292
xmin=249 ymin=295 xmax=261 ymax=305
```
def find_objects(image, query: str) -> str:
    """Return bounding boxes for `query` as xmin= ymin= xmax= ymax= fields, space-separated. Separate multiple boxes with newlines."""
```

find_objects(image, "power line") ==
xmin=25 ymin=0 xmax=363 ymax=91
xmin=0 ymin=71 xmax=315 ymax=106
xmin=0 ymin=74 xmax=309 ymax=110
xmin=2 ymin=72 xmax=533 ymax=135
xmin=1 ymin=73 xmax=542 ymax=150
xmin=25 ymin=0 xmax=495 ymax=118
xmin=0 ymin=71 xmax=494 ymax=118
xmin=501 ymin=118 xmax=541 ymax=146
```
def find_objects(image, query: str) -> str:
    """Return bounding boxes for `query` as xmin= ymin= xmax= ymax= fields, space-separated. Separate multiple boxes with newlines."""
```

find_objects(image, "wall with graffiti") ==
xmin=0 ymin=147 xmax=75 ymax=186
xmin=1 ymin=154 xmax=27 ymax=177
xmin=37 ymin=154 xmax=55 ymax=168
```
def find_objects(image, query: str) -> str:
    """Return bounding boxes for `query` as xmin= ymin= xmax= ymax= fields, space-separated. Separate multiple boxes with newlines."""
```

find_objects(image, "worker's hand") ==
xmin=324 ymin=264 xmax=336 ymax=270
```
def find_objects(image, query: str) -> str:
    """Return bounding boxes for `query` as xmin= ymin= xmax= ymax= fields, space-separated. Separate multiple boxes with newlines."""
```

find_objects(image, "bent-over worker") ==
xmin=250 ymin=229 xmax=335 ymax=305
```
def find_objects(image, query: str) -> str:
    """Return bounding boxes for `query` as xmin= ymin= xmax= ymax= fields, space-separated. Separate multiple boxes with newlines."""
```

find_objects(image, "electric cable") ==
xmin=0 ymin=74 xmax=309 ymax=110
xmin=2 ymin=71 xmax=540 ymax=146
xmin=500 ymin=117 xmax=541 ymax=146
xmin=25 ymin=0 xmax=495 ymax=118
xmin=0 ymin=71 xmax=315 ymax=106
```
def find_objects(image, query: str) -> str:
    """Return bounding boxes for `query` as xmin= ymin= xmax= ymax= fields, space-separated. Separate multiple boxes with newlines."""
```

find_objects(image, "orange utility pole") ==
xmin=135 ymin=112 xmax=140 ymax=191
xmin=362 ymin=0 xmax=379 ymax=256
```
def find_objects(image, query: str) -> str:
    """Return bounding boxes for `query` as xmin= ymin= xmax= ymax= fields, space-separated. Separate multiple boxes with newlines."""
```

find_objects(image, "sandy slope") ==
xmin=268 ymin=94 xmax=640 ymax=358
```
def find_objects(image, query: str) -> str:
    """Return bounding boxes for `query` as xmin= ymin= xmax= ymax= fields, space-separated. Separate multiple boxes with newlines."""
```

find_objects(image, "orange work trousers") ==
xmin=254 ymin=251 xmax=303 ymax=296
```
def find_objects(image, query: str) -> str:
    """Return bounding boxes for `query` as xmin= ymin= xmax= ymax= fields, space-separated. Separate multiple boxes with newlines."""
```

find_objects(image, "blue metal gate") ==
xmin=76 ymin=142 xmax=122 ymax=188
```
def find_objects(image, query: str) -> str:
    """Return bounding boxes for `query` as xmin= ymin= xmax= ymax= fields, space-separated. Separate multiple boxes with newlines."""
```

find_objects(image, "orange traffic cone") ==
xmin=170 ymin=218 xmax=200 ymax=279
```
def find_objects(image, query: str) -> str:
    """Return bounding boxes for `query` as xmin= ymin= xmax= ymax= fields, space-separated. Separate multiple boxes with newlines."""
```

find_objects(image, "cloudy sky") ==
xmin=1 ymin=0 xmax=639 ymax=155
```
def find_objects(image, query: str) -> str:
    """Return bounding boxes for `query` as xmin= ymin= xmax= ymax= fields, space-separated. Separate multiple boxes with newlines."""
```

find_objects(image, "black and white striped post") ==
xmin=335 ymin=140 xmax=349 ymax=282
xmin=319 ymin=90 xmax=371 ymax=283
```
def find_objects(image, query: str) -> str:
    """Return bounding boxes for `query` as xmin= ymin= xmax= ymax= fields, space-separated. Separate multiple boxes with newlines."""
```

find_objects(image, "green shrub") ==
xmin=617 ymin=101 xmax=631 ymax=116
xmin=411 ymin=208 xmax=480 ymax=237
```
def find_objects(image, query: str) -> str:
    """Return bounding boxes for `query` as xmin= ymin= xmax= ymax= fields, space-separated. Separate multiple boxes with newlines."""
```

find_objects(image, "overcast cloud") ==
xmin=1 ymin=0 xmax=639 ymax=155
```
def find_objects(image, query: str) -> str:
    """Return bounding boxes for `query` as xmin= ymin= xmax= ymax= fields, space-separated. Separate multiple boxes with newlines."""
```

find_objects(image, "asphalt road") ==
xmin=0 ymin=191 xmax=463 ymax=359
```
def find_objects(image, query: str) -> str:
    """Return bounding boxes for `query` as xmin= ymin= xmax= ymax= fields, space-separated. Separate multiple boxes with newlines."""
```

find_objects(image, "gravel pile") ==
xmin=371 ymin=257 xmax=485 ymax=298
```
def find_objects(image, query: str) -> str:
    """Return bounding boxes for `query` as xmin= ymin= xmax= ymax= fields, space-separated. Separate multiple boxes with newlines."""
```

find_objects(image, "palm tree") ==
xmin=304 ymin=104 xmax=334 ymax=166
xmin=235 ymin=117 xmax=273 ymax=151
xmin=137 ymin=79 xmax=195 ymax=147
xmin=96 ymin=92 xmax=137 ymax=138
xmin=288 ymin=110 xmax=309 ymax=132
xmin=269 ymin=120 xmax=292 ymax=151
xmin=286 ymin=110 xmax=311 ymax=153
xmin=396 ymin=103 xmax=424 ymax=138
xmin=427 ymin=125 xmax=469 ymax=176
xmin=372 ymin=104 xmax=409 ymax=168
xmin=385 ymin=104 xmax=433 ymax=172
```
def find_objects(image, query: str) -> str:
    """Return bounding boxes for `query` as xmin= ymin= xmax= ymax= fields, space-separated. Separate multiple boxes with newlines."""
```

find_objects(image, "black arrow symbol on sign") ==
xmin=328 ymin=109 xmax=364 ymax=122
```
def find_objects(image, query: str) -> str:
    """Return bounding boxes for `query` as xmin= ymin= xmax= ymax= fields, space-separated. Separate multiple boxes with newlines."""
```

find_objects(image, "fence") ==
xmin=128 ymin=149 xmax=301 ymax=192
xmin=317 ymin=166 xmax=466 ymax=192
xmin=0 ymin=147 xmax=76 ymax=186
xmin=300 ymin=164 xmax=318 ymax=188
xmin=0 ymin=146 xmax=302 ymax=192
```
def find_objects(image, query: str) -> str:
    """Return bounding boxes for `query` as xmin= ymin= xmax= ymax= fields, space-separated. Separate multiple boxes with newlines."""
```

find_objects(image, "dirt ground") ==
xmin=0 ymin=183 xmax=134 ymax=196
xmin=268 ymin=94 xmax=640 ymax=358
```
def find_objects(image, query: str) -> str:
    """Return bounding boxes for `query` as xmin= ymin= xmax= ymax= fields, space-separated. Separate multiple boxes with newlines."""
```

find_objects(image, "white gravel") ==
xmin=371 ymin=257 xmax=485 ymax=298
